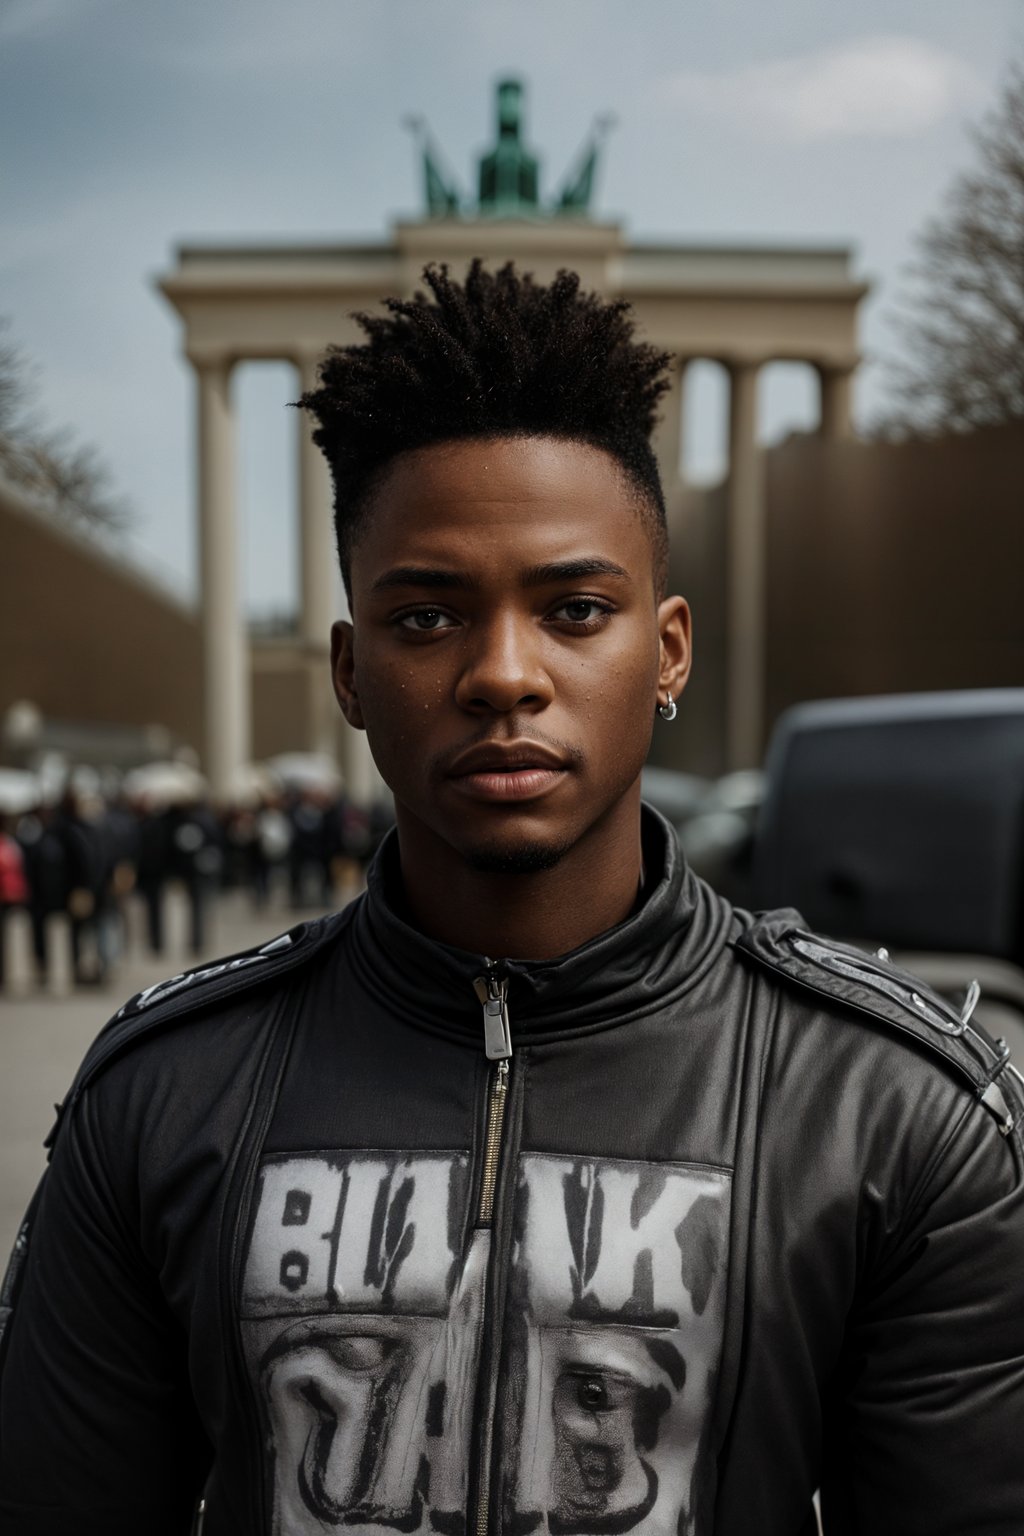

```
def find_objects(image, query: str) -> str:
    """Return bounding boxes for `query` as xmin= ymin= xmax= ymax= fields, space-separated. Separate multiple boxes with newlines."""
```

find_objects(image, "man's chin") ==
xmin=464 ymin=837 xmax=572 ymax=875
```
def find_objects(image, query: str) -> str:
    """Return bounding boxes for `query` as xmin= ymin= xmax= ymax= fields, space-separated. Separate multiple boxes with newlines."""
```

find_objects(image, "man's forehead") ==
xmin=373 ymin=437 xmax=634 ymax=514
xmin=352 ymin=435 xmax=652 ymax=584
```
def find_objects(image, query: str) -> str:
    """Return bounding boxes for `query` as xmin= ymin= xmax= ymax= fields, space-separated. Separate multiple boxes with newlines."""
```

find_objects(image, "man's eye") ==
xmin=552 ymin=599 xmax=609 ymax=625
xmin=398 ymin=608 xmax=454 ymax=631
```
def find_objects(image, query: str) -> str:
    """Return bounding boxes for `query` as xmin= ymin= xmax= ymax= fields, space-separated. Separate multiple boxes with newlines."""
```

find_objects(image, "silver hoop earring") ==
xmin=658 ymin=695 xmax=678 ymax=722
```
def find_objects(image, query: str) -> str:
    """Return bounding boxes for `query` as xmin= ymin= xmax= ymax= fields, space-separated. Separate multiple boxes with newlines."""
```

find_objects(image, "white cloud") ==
xmin=663 ymin=35 xmax=982 ymax=142
xmin=0 ymin=0 xmax=118 ymax=42
xmin=139 ymin=0 xmax=378 ymax=80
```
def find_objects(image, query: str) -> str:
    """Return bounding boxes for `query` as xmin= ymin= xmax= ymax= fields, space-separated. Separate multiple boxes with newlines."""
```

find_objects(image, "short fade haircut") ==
xmin=299 ymin=260 xmax=673 ymax=597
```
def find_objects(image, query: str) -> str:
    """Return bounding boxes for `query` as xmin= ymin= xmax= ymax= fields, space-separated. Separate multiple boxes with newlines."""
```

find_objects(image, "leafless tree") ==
xmin=0 ymin=322 xmax=132 ymax=535
xmin=878 ymin=61 xmax=1024 ymax=437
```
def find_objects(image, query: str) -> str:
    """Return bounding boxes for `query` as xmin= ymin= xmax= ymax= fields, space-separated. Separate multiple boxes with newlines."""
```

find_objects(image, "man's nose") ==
xmin=453 ymin=613 xmax=554 ymax=714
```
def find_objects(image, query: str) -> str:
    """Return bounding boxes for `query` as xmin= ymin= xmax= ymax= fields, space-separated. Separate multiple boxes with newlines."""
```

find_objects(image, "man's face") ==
xmin=334 ymin=436 xmax=689 ymax=873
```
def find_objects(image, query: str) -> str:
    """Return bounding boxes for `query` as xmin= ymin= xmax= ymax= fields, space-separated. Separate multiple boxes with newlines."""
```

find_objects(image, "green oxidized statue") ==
xmin=407 ymin=79 xmax=612 ymax=221
xmin=478 ymin=79 xmax=540 ymax=215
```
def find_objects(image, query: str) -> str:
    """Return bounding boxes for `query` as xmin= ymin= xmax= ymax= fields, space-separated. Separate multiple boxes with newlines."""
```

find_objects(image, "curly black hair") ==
xmin=299 ymin=260 xmax=673 ymax=596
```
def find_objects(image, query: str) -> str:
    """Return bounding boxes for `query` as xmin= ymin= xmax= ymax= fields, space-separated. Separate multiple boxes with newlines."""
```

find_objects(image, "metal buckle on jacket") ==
xmin=953 ymin=984 xmax=1024 ymax=1138
xmin=816 ymin=939 xmax=1023 ymax=1138
xmin=978 ymin=1040 xmax=1024 ymax=1138
xmin=790 ymin=932 xmax=967 ymax=1035
xmin=959 ymin=978 xmax=981 ymax=1029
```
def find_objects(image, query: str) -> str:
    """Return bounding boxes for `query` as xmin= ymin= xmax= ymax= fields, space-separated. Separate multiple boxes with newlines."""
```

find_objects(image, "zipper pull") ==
xmin=473 ymin=963 xmax=512 ymax=1061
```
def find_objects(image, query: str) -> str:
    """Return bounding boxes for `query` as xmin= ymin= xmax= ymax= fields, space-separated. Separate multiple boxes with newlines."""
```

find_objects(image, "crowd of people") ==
xmin=0 ymin=771 xmax=393 ymax=991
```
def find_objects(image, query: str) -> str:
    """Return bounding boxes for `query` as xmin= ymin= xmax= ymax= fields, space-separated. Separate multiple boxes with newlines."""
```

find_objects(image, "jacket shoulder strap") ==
xmin=734 ymin=909 xmax=1024 ymax=1147
xmin=44 ymin=905 xmax=356 ymax=1155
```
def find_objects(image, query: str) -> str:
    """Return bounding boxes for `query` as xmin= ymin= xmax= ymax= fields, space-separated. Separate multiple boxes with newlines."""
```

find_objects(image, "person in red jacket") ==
xmin=0 ymin=820 xmax=28 ymax=990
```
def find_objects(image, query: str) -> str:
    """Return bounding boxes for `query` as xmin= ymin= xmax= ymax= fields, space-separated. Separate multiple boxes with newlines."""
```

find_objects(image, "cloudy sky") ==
xmin=2 ymin=0 xmax=1019 ymax=615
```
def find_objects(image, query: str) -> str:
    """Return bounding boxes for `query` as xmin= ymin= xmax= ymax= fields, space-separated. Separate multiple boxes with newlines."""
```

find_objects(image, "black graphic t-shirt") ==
xmin=242 ymin=956 xmax=732 ymax=1536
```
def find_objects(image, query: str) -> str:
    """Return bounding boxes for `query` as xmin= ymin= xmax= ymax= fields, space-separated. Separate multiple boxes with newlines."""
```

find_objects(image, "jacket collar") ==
xmin=348 ymin=804 xmax=735 ymax=1046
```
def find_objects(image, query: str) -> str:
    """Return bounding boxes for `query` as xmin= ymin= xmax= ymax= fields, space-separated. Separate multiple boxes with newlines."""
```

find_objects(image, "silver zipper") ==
xmin=474 ymin=965 xmax=512 ymax=1062
xmin=472 ymin=966 xmax=512 ymax=1225
xmin=471 ymin=966 xmax=513 ymax=1535
xmin=477 ymin=1058 xmax=509 ymax=1227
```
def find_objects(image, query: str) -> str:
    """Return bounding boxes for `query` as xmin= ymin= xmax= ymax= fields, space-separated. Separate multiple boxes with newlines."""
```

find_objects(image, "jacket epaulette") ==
xmin=734 ymin=909 xmax=1024 ymax=1148
xmin=44 ymin=907 xmax=354 ymax=1157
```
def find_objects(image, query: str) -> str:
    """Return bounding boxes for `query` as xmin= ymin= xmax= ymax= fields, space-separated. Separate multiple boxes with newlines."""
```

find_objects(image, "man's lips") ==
xmin=447 ymin=739 xmax=569 ymax=776
xmin=445 ymin=740 xmax=571 ymax=803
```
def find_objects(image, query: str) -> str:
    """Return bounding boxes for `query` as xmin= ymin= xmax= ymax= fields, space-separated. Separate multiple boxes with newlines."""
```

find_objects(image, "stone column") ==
xmin=195 ymin=357 xmax=249 ymax=799
xmin=296 ymin=356 xmax=379 ymax=804
xmin=297 ymin=356 xmax=340 ymax=646
xmin=651 ymin=356 xmax=687 ymax=527
xmin=297 ymin=356 xmax=342 ymax=759
xmin=725 ymin=360 xmax=764 ymax=771
xmin=817 ymin=364 xmax=854 ymax=440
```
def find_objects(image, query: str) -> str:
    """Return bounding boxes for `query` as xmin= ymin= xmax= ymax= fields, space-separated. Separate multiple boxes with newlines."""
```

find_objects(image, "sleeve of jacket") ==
xmin=821 ymin=1100 xmax=1024 ymax=1536
xmin=0 ymin=1084 xmax=211 ymax=1535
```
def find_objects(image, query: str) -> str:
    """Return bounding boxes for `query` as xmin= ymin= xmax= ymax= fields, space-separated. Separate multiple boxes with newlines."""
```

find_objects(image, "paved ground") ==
xmin=0 ymin=888 xmax=345 ymax=1265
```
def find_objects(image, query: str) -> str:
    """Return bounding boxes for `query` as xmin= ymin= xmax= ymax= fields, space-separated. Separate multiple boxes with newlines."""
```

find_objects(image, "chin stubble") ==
xmin=465 ymin=838 xmax=573 ymax=875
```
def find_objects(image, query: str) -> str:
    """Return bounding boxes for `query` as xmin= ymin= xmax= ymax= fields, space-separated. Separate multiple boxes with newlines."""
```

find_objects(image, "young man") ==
xmin=1 ymin=264 xmax=1022 ymax=1535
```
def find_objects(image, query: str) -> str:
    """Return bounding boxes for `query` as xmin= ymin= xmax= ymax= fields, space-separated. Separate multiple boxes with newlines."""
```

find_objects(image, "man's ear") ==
xmin=330 ymin=620 xmax=366 ymax=731
xmin=656 ymin=596 xmax=693 ymax=709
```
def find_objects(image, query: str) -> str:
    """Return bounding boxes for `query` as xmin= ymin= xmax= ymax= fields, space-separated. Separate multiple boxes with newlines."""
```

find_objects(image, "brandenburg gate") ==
xmin=159 ymin=81 xmax=866 ymax=800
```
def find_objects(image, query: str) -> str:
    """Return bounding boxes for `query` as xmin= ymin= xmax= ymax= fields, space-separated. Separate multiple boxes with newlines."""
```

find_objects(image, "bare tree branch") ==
xmin=876 ymin=60 xmax=1024 ymax=438
xmin=0 ymin=321 xmax=134 ymax=536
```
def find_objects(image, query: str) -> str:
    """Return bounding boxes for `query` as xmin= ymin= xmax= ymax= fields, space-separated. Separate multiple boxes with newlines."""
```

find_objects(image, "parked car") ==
xmin=751 ymin=688 xmax=1024 ymax=1062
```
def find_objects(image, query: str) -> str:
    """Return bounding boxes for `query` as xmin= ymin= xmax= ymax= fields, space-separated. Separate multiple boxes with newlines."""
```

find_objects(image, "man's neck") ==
xmin=395 ymin=795 xmax=645 ymax=960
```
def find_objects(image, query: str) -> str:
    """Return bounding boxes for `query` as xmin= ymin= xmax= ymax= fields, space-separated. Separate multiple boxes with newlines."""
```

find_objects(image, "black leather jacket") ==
xmin=2 ymin=809 xmax=1022 ymax=1535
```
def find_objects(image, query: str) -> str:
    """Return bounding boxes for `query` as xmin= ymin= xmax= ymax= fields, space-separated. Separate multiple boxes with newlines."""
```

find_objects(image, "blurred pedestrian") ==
xmin=17 ymin=803 xmax=70 ymax=987
xmin=167 ymin=798 xmax=223 ymax=955
xmin=286 ymin=789 xmax=333 ymax=908
xmin=99 ymin=791 xmax=140 ymax=966
xmin=256 ymin=793 xmax=291 ymax=905
xmin=0 ymin=818 xmax=28 ymax=990
xmin=134 ymin=796 xmax=170 ymax=956
xmin=52 ymin=788 xmax=109 ymax=986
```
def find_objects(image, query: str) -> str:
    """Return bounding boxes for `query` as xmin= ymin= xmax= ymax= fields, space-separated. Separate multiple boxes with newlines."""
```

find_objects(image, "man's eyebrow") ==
xmin=520 ymin=558 xmax=631 ymax=586
xmin=370 ymin=559 xmax=631 ymax=592
xmin=370 ymin=566 xmax=474 ymax=592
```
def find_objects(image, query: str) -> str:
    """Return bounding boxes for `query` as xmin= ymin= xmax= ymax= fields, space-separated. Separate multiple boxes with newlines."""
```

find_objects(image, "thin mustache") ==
xmin=429 ymin=731 xmax=585 ymax=782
